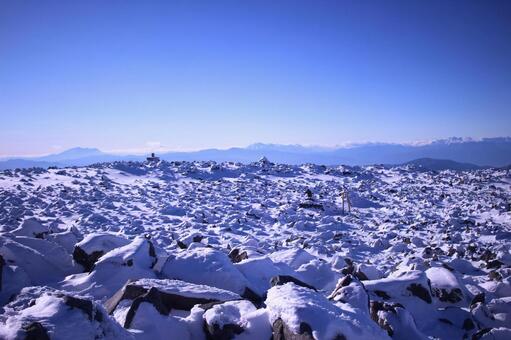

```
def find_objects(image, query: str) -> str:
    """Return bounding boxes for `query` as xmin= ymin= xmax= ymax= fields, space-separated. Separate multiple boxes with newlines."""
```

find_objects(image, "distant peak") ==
xmin=56 ymin=147 xmax=102 ymax=155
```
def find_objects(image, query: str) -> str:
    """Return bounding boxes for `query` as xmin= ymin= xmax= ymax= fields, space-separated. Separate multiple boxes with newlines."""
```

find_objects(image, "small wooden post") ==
xmin=340 ymin=186 xmax=351 ymax=214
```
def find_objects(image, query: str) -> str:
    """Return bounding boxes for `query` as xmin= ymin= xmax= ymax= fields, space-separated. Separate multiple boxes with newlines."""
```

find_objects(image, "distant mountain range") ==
xmin=1 ymin=137 xmax=511 ymax=170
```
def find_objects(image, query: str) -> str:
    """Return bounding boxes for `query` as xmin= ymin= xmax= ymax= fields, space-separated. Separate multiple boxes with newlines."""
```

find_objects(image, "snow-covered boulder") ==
xmin=62 ymin=237 xmax=157 ymax=299
xmin=234 ymin=257 xmax=299 ymax=296
xmin=11 ymin=218 xmax=48 ymax=238
xmin=0 ymin=286 xmax=130 ymax=340
xmin=161 ymin=247 xmax=261 ymax=303
xmin=106 ymin=278 xmax=240 ymax=328
xmin=328 ymin=275 xmax=369 ymax=313
xmin=73 ymin=232 xmax=131 ymax=272
xmin=203 ymin=300 xmax=257 ymax=339
xmin=426 ymin=266 xmax=470 ymax=306
xmin=364 ymin=270 xmax=433 ymax=305
xmin=369 ymin=301 xmax=428 ymax=339
xmin=0 ymin=235 xmax=79 ymax=304
xmin=266 ymin=282 xmax=390 ymax=339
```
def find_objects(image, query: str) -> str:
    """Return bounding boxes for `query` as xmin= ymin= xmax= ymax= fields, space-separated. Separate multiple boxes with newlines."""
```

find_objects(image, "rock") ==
xmin=235 ymin=256 xmax=298 ymax=297
xmin=229 ymin=248 xmax=248 ymax=263
xmin=270 ymin=275 xmax=317 ymax=291
xmin=0 ymin=286 xmax=130 ymax=340
xmin=203 ymin=300 xmax=256 ymax=340
xmin=364 ymin=270 xmax=433 ymax=304
xmin=426 ymin=267 xmax=467 ymax=306
xmin=369 ymin=301 xmax=427 ymax=339
xmin=298 ymin=202 xmax=324 ymax=210
xmin=266 ymin=283 xmax=389 ymax=339
xmin=473 ymin=327 xmax=511 ymax=339
xmin=470 ymin=293 xmax=485 ymax=307
xmin=161 ymin=247 xmax=262 ymax=304
xmin=407 ymin=283 xmax=432 ymax=304
xmin=0 ymin=235 xmax=78 ymax=295
xmin=24 ymin=322 xmax=50 ymax=340
xmin=272 ymin=318 xmax=314 ymax=340
xmin=106 ymin=278 xmax=241 ymax=338
xmin=72 ymin=233 xmax=131 ymax=272
xmin=11 ymin=218 xmax=48 ymax=238
xmin=106 ymin=278 xmax=240 ymax=318
xmin=329 ymin=275 xmax=369 ymax=312
xmin=62 ymin=237 xmax=158 ymax=299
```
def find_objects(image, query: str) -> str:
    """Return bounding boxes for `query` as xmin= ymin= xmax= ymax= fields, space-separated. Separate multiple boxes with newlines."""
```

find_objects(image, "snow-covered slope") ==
xmin=0 ymin=160 xmax=510 ymax=339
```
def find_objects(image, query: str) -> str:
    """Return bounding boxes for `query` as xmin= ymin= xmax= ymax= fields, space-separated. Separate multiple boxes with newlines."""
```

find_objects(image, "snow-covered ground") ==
xmin=0 ymin=159 xmax=510 ymax=339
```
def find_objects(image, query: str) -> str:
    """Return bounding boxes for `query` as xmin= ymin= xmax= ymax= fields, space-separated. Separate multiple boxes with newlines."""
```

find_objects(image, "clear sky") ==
xmin=1 ymin=0 xmax=510 ymax=156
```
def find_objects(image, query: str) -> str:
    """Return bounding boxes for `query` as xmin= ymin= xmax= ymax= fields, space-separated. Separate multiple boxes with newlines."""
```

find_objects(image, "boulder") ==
xmin=161 ymin=247 xmax=261 ymax=304
xmin=11 ymin=218 xmax=48 ymax=238
xmin=364 ymin=270 xmax=433 ymax=304
xmin=62 ymin=237 xmax=157 ymax=299
xmin=72 ymin=233 xmax=130 ymax=272
xmin=329 ymin=275 xmax=369 ymax=313
xmin=0 ymin=286 xmax=130 ymax=340
xmin=203 ymin=300 xmax=256 ymax=340
xmin=266 ymin=283 xmax=389 ymax=339
xmin=369 ymin=301 xmax=427 ymax=339
xmin=426 ymin=267 xmax=468 ymax=306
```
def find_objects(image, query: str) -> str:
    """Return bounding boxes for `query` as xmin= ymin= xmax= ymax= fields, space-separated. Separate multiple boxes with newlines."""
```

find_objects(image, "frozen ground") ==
xmin=0 ymin=159 xmax=510 ymax=339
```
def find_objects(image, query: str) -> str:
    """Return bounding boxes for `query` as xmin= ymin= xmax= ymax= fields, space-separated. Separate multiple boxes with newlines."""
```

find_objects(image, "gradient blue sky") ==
xmin=1 ymin=0 xmax=510 ymax=156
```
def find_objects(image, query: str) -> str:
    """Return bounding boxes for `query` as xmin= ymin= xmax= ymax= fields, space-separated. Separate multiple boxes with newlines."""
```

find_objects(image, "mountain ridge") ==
xmin=1 ymin=137 xmax=510 ymax=170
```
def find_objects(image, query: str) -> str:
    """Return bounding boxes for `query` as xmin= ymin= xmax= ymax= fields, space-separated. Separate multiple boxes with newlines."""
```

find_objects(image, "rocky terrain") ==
xmin=0 ymin=158 xmax=510 ymax=339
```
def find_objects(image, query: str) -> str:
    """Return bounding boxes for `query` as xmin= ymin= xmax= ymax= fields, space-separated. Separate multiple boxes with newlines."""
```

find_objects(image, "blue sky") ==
xmin=1 ymin=0 xmax=510 ymax=156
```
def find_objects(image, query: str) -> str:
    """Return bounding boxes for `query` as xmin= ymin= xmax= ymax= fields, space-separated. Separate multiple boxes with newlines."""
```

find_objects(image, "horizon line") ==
xmin=1 ymin=136 xmax=510 ymax=159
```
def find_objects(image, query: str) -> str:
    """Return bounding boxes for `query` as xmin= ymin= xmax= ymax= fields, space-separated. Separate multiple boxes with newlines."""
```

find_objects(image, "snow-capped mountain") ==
xmin=1 ymin=137 xmax=511 ymax=170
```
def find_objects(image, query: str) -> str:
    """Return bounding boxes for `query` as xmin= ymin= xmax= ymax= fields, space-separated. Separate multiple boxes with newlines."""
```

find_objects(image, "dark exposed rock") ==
xmin=62 ymin=295 xmax=94 ymax=321
xmin=106 ymin=279 xmax=240 ymax=328
xmin=406 ymin=283 xmax=432 ymax=303
xmin=370 ymin=301 xmax=399 ymax=336
xmin=488 ymin=270 xmax=502 ymax=281
xmin=472 ymin=328 xmax=492 ymax=339
xmin=470 ymin=293 xmax=485 ymax=307
xmin=107 ymin=283 xmax=222 ymax=317
xmin=193 ymin=235 xmax=204 ymax=243
xmin=432 ymin=287 xmax=463 ymax=303
xmin=272 ymin=318 xmax=314 ymax=340
xmin=486 ymin=260 xmax=503 ymax=269
xmin=72 ymin=246 xmax=104 ymax=272
xmin=204 ymin=321 xmax=244 ymax=340
xmin=228 ymin=248 xmax=248 ymax=263
xmin=422 ymin=247 xmax=433 ymax=259
xmin=375 ymin=290 xmax=391 ymax=300
xmin=329 ymin=275 xmax=370 ymax=313
xmin=177 ymin=240 xmax=187 ymax=249
xmin=24 ymin=322 xmax=50 ymax=340
xmin=463 ymin=318 xmax=475 ymax=330
xmin=241 ymin=287 xmax=264 ymax=306
xmin=298 ymin=202 xmax=324 ymax=210
xmin=354 ymin=269 xmax=369 ymax=281
xmin=480 ymin=249 xmax=496 ymax=262
xmin=369 ymin=300 xmax=426 ymax=338
xmin=270 ymin=275 xmax=317 ymax=291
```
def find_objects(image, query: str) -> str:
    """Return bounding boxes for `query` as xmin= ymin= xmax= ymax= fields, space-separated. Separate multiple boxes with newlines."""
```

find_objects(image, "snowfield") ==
xmin=0 ymin=158 xmax=510 ymax=339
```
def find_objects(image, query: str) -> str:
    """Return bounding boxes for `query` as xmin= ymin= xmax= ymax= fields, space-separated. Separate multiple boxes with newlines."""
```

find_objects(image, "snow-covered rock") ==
xmin=266 ymin=282 xmax=390 ymax=339
xmin=0 ymin=286 xmax=131 ymax=340
xmin=161 ymin=247 xmax=261 ymax=303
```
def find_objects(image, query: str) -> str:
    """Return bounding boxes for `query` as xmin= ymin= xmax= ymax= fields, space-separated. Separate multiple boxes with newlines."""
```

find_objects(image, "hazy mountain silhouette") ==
xmin=1 ymin=137 xmax=510 ymax=170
